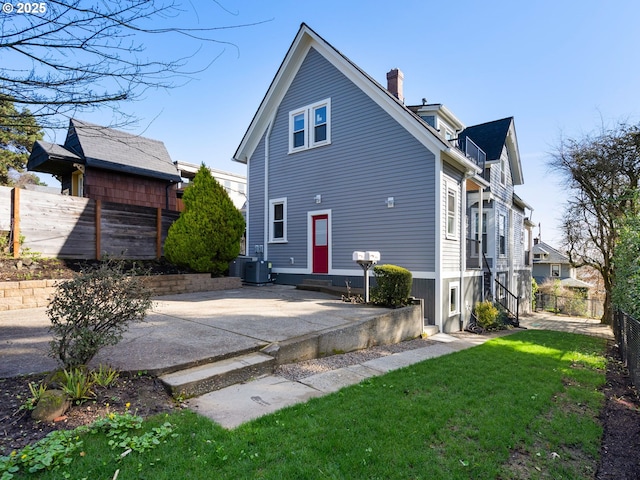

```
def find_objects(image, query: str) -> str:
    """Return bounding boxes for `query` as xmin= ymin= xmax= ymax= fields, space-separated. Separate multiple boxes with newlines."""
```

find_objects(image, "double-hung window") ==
xmin=269 ymin=198 xmax=287 ymax=243
xmin=289 ymin=99 xmax=331 ymax=153
xmin=498 ymin=214 xmax=506 ymax=256
xmin=446 ymin=187 xmax=458 ymax=239
xmin=472 ymin=211 xmax=487 ymax=256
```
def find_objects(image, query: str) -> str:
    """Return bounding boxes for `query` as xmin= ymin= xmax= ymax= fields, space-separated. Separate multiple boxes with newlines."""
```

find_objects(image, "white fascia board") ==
xmin=234 ymin=24 xmax=453 ymax=164
xmin=234 ymin=27 xmax=313 ymax=164
xmin=507 ymin=121 xmax=524 ymax=185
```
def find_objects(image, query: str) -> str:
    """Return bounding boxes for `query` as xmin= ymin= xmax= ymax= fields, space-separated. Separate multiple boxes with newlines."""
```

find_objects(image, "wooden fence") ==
xmin=0 ymin=186 xmax=179 ymax=260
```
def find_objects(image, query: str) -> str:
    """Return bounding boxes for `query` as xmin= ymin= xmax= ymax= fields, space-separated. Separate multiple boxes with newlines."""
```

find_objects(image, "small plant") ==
xmin=20 ymin=381 xmax=48 ymax=411
xmin=474 ymin=300 xmax=500 ymax=330
xmin=341 ymin=280 xmax=364 ymax=304
xmin=47 ymin=258 xmax=153 ymax=369
xmin=370 ymin=264 xmax=412 ymax=307
xmin=0 ymin=429 xmax=83 ymax=477
xmin=61 ymin=368 xmax=95 ymax=404
xmin=0 ymin=412 xmax=175 ymax=478
xmin=91 ymin=364 xmax=119 ymax=388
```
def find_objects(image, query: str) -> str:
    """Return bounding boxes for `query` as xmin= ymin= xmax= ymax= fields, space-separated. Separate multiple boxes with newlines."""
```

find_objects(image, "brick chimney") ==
xmin=386 ymin=68 xmax=404 ymax=103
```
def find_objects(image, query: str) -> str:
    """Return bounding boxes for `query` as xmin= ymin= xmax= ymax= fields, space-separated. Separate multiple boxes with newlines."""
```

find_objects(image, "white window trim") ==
xmin=446 ymin=185 xmax=458 ymax=240
xmin=498 ymin=213 xmax=506 ymax=257
xmin=268 ymin=197 xmax=287 ymax=243
xmin=470 ymin=209 xmax=487 ymax=258
xmin=288 ymin=98 xmax=331 ymax=153
xmin=449 ymin=281 xmax=460 ymax=316
xmin=551 ymin=264 xmax=561 ymax=277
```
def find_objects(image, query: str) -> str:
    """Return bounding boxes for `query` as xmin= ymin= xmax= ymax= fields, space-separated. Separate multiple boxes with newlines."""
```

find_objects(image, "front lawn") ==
xmin=5 ymin=330 xmax=607 ymax=479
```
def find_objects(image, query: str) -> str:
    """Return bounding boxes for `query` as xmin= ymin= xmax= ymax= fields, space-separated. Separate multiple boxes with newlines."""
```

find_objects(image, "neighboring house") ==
xmin=532 ymin=238 xmax=591 ymax=290
xmin=233 ymin=24 xmax=533 ymax=333
xmin=28 ymin=119 xmax=182 ymax=210
xmin=174 ymin=161 xmax=247 ymax=212
xmin=456 ymin=117 xmax=534 ymax=311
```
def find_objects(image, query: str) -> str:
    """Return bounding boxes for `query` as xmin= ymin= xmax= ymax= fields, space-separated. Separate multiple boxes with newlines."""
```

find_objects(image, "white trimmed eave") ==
xmin=233 ymin=24 xmax=458 ymax=164
xmin=507 ymin=120 xmax=524 ymax=185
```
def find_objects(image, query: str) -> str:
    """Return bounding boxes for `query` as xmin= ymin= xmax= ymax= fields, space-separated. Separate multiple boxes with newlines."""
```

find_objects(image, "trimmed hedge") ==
xmin=370 ymin=264 xmax=412 ymax=307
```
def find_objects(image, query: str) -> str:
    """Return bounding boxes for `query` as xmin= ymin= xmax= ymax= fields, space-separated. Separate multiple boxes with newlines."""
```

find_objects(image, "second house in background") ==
xmin=234 ymin=24 xmax=534 ymax=333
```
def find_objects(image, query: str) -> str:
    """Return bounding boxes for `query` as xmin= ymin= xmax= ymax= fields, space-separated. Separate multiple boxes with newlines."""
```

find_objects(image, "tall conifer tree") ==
xmin=164 ymin=165 xmax=245 ymax=274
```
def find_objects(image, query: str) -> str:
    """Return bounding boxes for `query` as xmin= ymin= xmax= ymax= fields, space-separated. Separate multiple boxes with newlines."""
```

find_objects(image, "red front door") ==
xmin=312 ymin=214 xmax=328 ymax=274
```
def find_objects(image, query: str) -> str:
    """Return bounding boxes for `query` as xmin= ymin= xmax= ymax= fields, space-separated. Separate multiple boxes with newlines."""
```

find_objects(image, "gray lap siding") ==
xmin=250 ymin=47 xmax=438 ymax=274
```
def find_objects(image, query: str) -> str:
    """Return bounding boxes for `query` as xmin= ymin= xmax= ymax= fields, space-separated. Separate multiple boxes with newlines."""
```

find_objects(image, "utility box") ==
xmin=229 ymin=256 xmax=256 ymax=280
xmin=244 ymin=260 xmax=272 ymax=285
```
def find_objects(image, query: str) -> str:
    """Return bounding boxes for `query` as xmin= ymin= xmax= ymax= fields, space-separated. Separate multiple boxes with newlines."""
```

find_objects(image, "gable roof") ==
xmin=66 ymin=119 xmax=181 ymax=182
xmin=28 ymin=119 xmax=181 ymax=182
xmin=532 ymin=240 xmax=570 ymax=264
xmin=459 ymin=117 xmax=524 ymax=185
xmin=233 ymin=23 xmax=480 ymax=175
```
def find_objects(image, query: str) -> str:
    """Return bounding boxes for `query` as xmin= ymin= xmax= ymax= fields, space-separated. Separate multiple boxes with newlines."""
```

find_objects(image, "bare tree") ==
xmin=0 ymin=0 xmax=265 ymax=128
xmin=549 ymin=122 xmax=640 ymax=324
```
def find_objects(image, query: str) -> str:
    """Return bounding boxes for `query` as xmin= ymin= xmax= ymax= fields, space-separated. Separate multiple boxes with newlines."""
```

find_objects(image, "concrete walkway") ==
xmin=0 ymin=286 xmax=614 ymax=429
xmin=187 ymin=311 xmax=614 ymax=429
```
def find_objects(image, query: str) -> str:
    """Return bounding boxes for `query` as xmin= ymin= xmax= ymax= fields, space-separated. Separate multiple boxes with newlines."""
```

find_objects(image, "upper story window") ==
xmin=289 ymin=99 xmax=331 ymax=153
xmin=498 ymin=213 xmax=506 ymax=256
xmin=446 ymin=187 xmax=458 ymax=240
xmin=500 ymin=156 xmax=507 ymax=185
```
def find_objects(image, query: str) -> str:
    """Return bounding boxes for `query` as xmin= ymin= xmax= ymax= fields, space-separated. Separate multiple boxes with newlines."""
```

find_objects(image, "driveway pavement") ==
xmin=0 ymin=285 xmax=389 ymax=378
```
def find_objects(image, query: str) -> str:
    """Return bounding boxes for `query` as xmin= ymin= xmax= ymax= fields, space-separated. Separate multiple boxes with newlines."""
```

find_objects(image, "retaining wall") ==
xmin=0 ymin=275 xmax=242 ymax=311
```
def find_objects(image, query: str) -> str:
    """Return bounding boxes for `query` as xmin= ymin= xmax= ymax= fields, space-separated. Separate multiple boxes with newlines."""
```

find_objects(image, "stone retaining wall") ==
xmin=0 ymin=275 xmax=241 ymax=311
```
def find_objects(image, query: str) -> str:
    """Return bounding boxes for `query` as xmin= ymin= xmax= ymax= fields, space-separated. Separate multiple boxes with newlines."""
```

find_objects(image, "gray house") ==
xmin=233 ymin=24 xmax=532 ymax=333
xmin=532 ymin=239 xmax=591 ymax=290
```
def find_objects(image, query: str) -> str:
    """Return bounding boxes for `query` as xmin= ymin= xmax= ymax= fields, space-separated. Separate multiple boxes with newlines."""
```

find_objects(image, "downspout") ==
xmin=478 ymin=187 xmax=483 ymax=270
xmin=460 ymin=171 xmax=472 ymax=331
xmin=263 ymin=113 xmax=277 ymax=261
xmin=165 ymin=181 xmax=175 ymax=211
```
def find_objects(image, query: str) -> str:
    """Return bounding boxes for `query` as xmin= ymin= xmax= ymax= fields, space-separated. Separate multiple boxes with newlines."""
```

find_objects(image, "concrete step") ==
xmin=298 ymin=279 xmax=334 ymax=288
xmin=159 ymin=352 xmax=275 ymax=399
xmin=423 ymin=325 xmax=439 ymax=336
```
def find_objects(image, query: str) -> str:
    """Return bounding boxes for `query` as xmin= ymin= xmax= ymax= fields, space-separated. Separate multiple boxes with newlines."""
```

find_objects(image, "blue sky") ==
xmin=41 ymin=0 xmax=640 ymax=246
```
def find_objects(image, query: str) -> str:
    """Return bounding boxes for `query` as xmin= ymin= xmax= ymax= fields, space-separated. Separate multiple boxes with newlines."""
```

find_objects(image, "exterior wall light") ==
xmin=314 ymin=194 xmax=322 ymax=204
xmin=386 ymin=197 xmax=394 ymax=208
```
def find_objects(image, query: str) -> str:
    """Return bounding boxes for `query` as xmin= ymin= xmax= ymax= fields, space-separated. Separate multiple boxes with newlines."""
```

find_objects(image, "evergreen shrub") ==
xmin=370 ymin=264 xmax=412 ymax=307
xmin=164 ymin=165 xmax=245 ymax=275
xmin=474 ymin=300 xmax=500 ymax=330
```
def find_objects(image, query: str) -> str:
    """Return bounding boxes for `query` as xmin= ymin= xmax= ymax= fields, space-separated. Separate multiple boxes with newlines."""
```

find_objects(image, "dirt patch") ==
xmin=0 ymin=373 xmax=176 ymax=456
xmin=596 ymin=342 xmax=640 ymax=479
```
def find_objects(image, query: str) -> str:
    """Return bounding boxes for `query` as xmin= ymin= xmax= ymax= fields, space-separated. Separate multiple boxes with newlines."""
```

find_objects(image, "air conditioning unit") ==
xmin=244 ymin=260 xmax=272 ymax=285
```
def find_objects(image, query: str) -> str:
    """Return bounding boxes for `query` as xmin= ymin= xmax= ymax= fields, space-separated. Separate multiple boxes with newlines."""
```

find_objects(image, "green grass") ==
xmin=8 ymin=330 xmax=607 ymax=479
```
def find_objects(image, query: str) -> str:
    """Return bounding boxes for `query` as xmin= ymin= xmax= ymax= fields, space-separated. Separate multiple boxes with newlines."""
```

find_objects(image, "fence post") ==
xmin=95 ymin=199 xmax=101 ymax=260
xmin=11 ymin=188 xmax=20 ymax=259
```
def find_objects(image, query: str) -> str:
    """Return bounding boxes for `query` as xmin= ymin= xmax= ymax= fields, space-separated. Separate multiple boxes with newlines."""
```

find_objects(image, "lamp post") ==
xmin=352 ymin=251 xmax=380 ymax=302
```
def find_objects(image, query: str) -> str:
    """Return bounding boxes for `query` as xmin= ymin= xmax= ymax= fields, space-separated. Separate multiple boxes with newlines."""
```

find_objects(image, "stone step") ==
xmin=159 ymin=352 xmax=275 ymax=399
